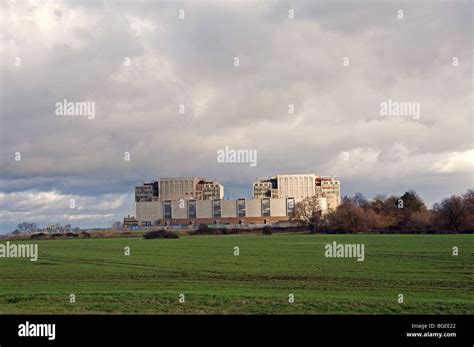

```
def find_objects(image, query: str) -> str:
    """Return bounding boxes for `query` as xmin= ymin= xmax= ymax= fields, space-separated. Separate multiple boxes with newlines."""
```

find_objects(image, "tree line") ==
xmin=11 ymin=222 xmax=78 ymax=234
xmin=296 ymin=189 xmax=474 ymax=233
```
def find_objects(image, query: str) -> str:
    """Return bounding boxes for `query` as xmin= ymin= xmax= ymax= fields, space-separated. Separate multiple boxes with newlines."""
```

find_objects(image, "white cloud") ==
xmin=0 ymin=191 xmax=131 ymax=231
xmin=433 ymin=149 xmax=474 ymax=174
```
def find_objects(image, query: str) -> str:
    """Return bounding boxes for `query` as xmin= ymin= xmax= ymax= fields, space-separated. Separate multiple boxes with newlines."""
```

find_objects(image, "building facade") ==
xmin=195 ymin=179 xmax=224 ymax=200
xmin=316 ymin=176 xmax=341 ymax=211
xmin=135 ymin=181 xmax=159 ymax=202
xmin=253 ymin=174 xmax=340 ymax=209
xmin=134 ymin=174 xmax=340 ymax=227
xmin=135 ymin=197 xmax=320 ymax=226
xmin=135 ymin=177 xmax=224 ymax=202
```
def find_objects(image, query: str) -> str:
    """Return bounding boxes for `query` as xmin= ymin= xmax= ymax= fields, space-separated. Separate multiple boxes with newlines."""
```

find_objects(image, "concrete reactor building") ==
xmin=134 ymin=174 xmax=340 ymax=227
xmin=253 ymin=174 xmax=341 ymax=211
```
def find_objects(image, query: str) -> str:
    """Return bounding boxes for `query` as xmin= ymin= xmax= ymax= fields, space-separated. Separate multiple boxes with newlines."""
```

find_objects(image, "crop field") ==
xmin=0 ymin=233 xmax=472 ymax=314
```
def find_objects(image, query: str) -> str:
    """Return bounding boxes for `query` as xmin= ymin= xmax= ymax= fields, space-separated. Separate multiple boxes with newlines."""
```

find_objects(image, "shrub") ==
xmin=192 ymin=224 xmax=220 ymax=235
xmin=262 ymin=226 xmax=272 ymax=235
xmin=197 ymin=224 xmax=210 ymax=234
xmin=222 ymin=228 xmax=240 ymax=235
xmin=143 ymin=230 xmax=179 ymax=239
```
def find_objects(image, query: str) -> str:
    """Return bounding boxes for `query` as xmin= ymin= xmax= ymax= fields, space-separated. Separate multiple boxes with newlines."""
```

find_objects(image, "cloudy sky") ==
xmin=0 ymin=0 xmax=472 ymax=233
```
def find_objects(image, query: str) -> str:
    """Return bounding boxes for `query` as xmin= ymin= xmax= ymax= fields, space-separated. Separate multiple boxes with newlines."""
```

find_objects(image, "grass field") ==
xmin=0 ymin=233 xmax=473 ymax=314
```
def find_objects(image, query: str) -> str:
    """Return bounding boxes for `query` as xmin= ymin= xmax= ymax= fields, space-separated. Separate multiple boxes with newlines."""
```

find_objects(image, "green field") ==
xmin=0 ymin=233 xmax=473 ymax=314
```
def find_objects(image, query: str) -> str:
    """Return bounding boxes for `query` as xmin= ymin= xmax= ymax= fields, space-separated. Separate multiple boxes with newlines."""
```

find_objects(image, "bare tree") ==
xmin=16 ymin=222 xmax=38 ymax=233
xmin=327 ymin=197 xmax=370 ymax=232
xmin=432 ymin=195 xmax=465 ymax=231
xmin=461 ymin=189 xmax=474 ymax=230
xmin=352 ymin=192 xmax=369 ymax=209
xmin=295 ymin=196 xmax=325 ymax=233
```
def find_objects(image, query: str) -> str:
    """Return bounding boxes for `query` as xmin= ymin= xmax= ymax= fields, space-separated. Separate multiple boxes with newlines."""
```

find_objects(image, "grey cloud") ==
xmin=0 ymin=0 xmax=472 ymax=233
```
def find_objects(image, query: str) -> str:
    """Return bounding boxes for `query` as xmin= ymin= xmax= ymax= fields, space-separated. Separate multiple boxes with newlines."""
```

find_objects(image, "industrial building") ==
xmin=135 ymin=177 xmax=224 ymax=202
xmin=253 ymin=174 xmax=341 ymax=210
xmin=133 ymin=174 xmax=340 ymax=227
